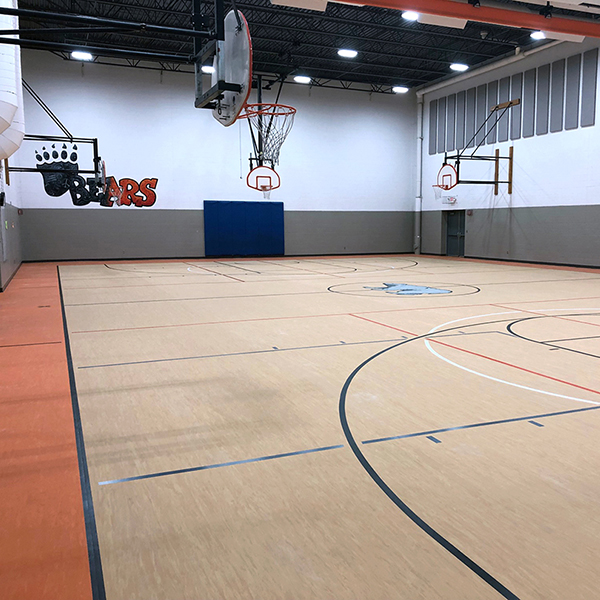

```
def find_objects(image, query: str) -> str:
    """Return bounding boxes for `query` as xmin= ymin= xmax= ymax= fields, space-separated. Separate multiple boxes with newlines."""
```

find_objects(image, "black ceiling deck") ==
xmin=13 ymin=0 xmax=571 ymax=92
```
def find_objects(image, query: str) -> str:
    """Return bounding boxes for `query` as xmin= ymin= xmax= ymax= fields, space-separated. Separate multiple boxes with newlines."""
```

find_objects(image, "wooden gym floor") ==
xmin=2 ymin=255 xmax=600 ymax=600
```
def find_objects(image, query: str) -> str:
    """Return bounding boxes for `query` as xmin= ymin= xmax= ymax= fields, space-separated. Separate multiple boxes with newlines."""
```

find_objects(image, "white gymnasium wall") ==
xmin=15 ymin=50 xmax=416 ymax=212
xmin=420 ymin=39 xmax=600 ymax=266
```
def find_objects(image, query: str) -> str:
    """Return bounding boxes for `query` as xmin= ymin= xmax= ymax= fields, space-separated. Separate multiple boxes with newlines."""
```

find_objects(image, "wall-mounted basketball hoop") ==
xmin=247 ymin=165 xmax=280 ymax=198
xmin=436 ymin=99 xmax=519 ymax=196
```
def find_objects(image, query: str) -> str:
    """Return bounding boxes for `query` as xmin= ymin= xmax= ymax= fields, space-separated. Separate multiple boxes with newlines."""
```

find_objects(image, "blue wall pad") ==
xmin=204 ymin=200 xmax=285 ymax=257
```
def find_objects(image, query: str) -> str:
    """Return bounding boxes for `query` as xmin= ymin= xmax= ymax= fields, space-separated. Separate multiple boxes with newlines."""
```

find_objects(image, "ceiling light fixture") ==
xmin=530 ymin=30 xmax=546 ymax=40
xmin=201 ymin=64 xmax=215 ymax=73
xmin=294 ymin=75 xmax=312 ymax=84
xmin=450 ymin=63 xmax=469 ymax=72
xmin=71 ymin=50 xmax=93 ymax=61
xmin=402 ymin=11 xmax=419 ymax=21
xmin=392 ymin=86 xmax=409 ymax=94
xmin=338 ymin=48 xmax=358 ymax=58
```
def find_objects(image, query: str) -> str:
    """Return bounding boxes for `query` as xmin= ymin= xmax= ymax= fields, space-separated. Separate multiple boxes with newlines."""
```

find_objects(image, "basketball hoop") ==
xmin=239 ymin=103 xmax=296 ymax=165
xmin=433 ymin=162 xmax=458 ymax=198
xmin=247 ymin=165 xmax=280 ymax=198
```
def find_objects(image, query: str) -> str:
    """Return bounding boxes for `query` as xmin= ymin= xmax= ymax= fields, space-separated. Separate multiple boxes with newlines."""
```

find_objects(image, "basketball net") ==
xmin=240 ymin=103 xmax=296 ymax=166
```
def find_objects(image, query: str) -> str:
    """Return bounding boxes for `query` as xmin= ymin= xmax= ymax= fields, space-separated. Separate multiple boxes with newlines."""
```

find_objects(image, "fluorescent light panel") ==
xmin=71 ymin=50 xmax=93 ymax=61
xmin=392 ymin=86 xmax=409 ymax=94
xmin=402 ymin=11 xmax=419 ymax=21
xmin=338 ymin=48 xmax=358 ymax=58
xmin=294 ymin=75 xmax=312 ymax=84
xmin=450 ymin=63 xmax=469 ymax=72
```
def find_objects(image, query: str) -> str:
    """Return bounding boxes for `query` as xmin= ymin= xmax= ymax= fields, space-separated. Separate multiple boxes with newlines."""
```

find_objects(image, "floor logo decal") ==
xmin=364 ymin=283 xmax=452 ymax=295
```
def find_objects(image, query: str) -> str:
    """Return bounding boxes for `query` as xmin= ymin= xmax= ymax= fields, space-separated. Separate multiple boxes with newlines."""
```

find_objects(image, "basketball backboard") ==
xmin=435 ymin=163 xmax=458 ymax=190
xmin=247 ymin=165 xmax=280 ymax=192
xmin=194 ymin=9 xmax=252 ymax=126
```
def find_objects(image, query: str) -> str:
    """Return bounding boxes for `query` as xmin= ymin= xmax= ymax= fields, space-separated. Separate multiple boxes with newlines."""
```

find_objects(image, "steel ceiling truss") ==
xmin=3 ymin=0 xmax=581 ymax=91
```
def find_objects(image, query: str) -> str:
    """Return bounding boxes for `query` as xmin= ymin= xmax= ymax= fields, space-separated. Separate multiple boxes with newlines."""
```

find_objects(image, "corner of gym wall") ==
xmin=0 ymin=161 xmax=22 ymax=290
xmin=421 ymin=39 xmax=600 ymax=267
xmin=17 ymin=50 xmax=417 ymax=260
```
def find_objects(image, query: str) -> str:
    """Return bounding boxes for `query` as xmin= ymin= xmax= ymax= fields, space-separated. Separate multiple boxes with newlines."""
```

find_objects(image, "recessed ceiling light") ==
xmin=392 ymin=86 xmax=409 ymax=94
xmin=294 ymin=75 xmax=312 ymax=84
xmin=402 ymin=11 xmax=420 ymax=21
xmin=530 ymin=31 xmax=546 ymax=40
xmin=450 ymin=63 xmax=469 ymax=72
xmin=338 ymin=48 xmax=358 ymax=58
xmin=71 ymin=50 xmax=93 ymax=61
xmin=201 ymin=64 xmax=215 ymax=73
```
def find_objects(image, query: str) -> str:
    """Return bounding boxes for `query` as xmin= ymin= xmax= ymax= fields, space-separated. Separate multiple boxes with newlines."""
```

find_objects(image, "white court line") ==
xmin=424 ymin=308 xmax=600 ymax=406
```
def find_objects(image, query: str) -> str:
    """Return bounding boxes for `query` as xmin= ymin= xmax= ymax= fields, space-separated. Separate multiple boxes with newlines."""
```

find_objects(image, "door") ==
xmin=446 ymin=210 xmax=465 ymax=257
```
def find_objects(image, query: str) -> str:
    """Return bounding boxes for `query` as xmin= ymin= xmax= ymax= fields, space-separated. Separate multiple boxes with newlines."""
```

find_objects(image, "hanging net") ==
xmin=239 ymin=103 xmax=296 ymax=166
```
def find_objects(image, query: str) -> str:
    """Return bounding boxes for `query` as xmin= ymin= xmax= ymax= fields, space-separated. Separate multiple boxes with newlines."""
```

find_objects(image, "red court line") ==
xmin=71 ymin=296 xmax=600 ymax=334
xmin=349 ymin=314 xmax=600 ymax=397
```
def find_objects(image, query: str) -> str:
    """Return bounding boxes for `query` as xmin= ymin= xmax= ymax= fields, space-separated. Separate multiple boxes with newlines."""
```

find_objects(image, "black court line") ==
xmin=78 ymin=337 xmax=408 ymax=370
xmin=361 ymin=405 xmax=600 ymax=445
xmin=529 ymin=421 xmax=544 ymax=427
xmin=98 ymin=444 xmax=344 ymax=486
xmin=57 ymin=267 xmax=106 ymax=600
xmin=545 ymin=334 xmax=600 ymax=344
xmin=0 ymin=340 xmax=62 ymax=349
xmin=65 ymin=290 xmax=329 ymax=307
xmin=103 ymin=264 xmax=214 ymax=277
xmin=506 ymin=314 xmax=600 ymax=361
xmin=340 ymin=310 xmax=600 ymax=599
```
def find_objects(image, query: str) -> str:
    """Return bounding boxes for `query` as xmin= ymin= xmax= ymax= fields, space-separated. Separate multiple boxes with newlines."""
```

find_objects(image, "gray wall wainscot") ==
xmin=421 ymin=211 xmax=445 ymax=255
xmin=21 ymin=209 xmax=206 ymax=261
xmin=21 ymin=209 xmax=415 ymax=261
xmin=285 ymin=211 xmax=415 ymax=255
xmin=0 ymin=203 xmax=22 ymax=291
xmin=421 ymin=206 xmax=600 ymax=267
xmin=466 ymin=205 xmax=600 ymax=267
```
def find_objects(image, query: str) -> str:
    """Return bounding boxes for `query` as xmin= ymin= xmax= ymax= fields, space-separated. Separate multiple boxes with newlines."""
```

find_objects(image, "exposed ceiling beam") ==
xmin=334 ymin=0 xmax=600 ymax=39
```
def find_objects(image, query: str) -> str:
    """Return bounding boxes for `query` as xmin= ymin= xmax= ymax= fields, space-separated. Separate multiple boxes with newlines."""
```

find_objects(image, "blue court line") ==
xmin=529 ymin=420 xmax=544 ymax=427
xmin=98 ymin=444 xmax=344 ymax=486
xmin=78 ymin=337 xmax=407 ymax=370
xmin=426 ymin=435 xmax=442 ymax=443
xmin=361 ymin=405 xmax=600 ymax=445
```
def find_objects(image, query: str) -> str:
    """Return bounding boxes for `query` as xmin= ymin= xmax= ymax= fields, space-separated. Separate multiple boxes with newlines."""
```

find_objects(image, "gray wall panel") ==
xmin=421 ymin=211 xmax=444 ymax=255
xmin=429 ymin=99 xmax=438 ymax=155
xmin=550 ymin=59 xmax=565 ymax=133
xmin=465 ymin=205 xmax=600 ymax=267
xmin=466 ymin=87 xmax=476 ymax=148
xmin=511 ymin=73 xmax=522 ymax=140
xmin=21 ymin=209 xmax=414 ymax=260
xmin=22 ymin=209 xmax=205 ymax=261
xmin=523 ymin=68 xmax=536 ymax=138
xmin=498 ymin=77 xmax=510 ymax=142
xmin=476 ymin=84 xmax=487 ymax=145
xmin=0 ymin=203 xmax=22 ymax=291
xmin=565 ymin=54 xmax=581 ymax=130
xmin=456 ymin=90 xmax=466 ymax=149
xmin=487 ymin=80 xmax=498 ymax=144
xmin=581 ymin=48 xmax=598 ymax=127
xmin=446 ymin=93 xmax=456 ymax=152
xmin=536 ymin=64 xmax=550 ymax=135
xmin=437 ymin=97 xmax=447 ymax=154
xmin=285 ymin=211 xmax=414 ymax=255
